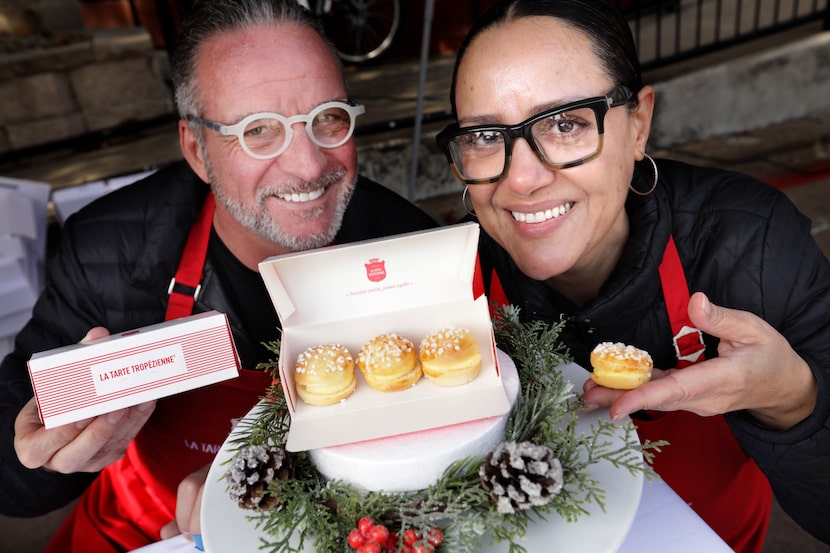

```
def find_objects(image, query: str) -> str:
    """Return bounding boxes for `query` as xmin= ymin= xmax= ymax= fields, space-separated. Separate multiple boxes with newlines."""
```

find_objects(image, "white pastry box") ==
xmin=28 ymin=311 xmax=241 ymax=429
xmin=258 ymin=222 xmax=510 ymax=452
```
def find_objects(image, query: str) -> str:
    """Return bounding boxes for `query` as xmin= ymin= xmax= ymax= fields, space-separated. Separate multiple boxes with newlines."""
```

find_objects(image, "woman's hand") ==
xmin=582 ymin=292 xmax=817 ymax=430
xmin=160 ymin=464 xmax=210 ymax=541
xmin=13 ymin=327 xmax=157 ymax=473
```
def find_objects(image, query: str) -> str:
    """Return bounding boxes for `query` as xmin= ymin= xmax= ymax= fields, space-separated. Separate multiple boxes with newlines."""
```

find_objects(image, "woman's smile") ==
xmin=511 ymin=201 xmax=574 ymax=223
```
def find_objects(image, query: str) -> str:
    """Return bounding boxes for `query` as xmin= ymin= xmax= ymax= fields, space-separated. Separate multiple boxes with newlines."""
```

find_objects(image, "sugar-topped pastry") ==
xmin=419 ymin=327 xmax=482 ymax=386
xmin=294 ymin=344 xmax=356 ymax=405
xmin=357 ymin=333 xmax=422 ymax=392
xmin=589 ymin=341 xmax=653 ymax=390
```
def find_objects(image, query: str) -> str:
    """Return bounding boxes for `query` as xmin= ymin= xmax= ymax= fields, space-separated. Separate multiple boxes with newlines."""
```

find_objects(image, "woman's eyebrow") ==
xmin=457 ymin=94 xmax=591 ymax=127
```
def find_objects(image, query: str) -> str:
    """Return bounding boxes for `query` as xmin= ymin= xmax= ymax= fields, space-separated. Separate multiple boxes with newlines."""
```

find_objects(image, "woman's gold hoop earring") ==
xmin=462 ymin=186 xmax=476 ymax=217
xmin=630 ymin=153 xmax=658 ymax=196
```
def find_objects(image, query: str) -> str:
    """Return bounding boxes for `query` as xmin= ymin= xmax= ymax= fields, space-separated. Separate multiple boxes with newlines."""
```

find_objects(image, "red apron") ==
xmin=474 ymin=235 xmax=772 ymax=553
xmin=47 ymin=193 xmax=273 ymax=552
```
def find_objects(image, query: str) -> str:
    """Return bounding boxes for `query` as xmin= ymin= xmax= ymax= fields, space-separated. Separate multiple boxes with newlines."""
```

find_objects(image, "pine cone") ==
xmin=225 ymin=444 xmax=294 ymax=510
xmin=479 ymin=441 xmax=564 ymax=514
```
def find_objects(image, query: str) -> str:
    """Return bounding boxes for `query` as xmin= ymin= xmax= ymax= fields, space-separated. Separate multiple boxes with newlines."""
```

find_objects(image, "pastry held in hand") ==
xmin=589 ymin=342 xmax=653 ymax=390
xmin=419 ymin=326 xmax=482 ymax=386
xmin=357 ymin=333 xmax=422 ymax=392
xmin=294 ymin=344 xmax=357 ymax=405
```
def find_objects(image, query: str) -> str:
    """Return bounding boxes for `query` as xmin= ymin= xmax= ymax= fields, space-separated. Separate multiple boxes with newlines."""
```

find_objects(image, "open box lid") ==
xmin=258 ymin=222 xmax=480 ymax=328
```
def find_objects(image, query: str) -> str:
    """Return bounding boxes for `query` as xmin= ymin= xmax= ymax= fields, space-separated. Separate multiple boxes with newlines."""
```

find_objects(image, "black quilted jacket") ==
xmin=0 ymin=160 xmax=437 ymax=517
xmin=476 ymin=158 xmax=830 ymax=543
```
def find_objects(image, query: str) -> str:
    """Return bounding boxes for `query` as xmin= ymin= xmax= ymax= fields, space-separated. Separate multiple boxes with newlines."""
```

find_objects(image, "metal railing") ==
xmin=622 ymin=0 xmax=830 ymax=70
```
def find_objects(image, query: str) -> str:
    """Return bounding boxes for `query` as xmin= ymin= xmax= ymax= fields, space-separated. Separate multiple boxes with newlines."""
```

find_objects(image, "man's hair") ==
xmin=171 ymin=0 xmax=340 ymax=122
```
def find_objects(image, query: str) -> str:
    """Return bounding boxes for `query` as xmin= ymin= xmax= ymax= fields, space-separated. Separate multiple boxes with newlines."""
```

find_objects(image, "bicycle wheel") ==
xmin=321 ymin=0 xmax=400 ymax=64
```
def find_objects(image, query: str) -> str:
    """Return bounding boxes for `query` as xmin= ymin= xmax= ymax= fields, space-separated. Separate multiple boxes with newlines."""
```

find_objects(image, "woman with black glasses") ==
xmin=437 ymin=1 xmax=830 ymax=551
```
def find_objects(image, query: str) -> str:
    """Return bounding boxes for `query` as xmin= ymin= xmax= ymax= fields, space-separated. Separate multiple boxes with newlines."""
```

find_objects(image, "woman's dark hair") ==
xmin=449 ymin=0 xmax=643 ymax=116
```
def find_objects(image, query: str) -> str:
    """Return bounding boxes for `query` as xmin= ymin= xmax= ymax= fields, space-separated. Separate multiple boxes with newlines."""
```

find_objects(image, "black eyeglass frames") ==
xmin=436 ymin=86 xmax=633 ymax=185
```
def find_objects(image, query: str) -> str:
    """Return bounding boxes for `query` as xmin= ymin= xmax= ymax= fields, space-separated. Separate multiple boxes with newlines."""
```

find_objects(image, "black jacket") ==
xmin=477 ymin=158 xmax=830 ymax=542
xmin=0 ymin=160 xmax=438 ymax=516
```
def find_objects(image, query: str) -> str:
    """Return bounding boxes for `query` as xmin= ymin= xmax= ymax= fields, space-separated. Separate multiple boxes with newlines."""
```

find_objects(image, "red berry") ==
xmin=348 ymin=529 xmax=366 ymax=549
xmin=358 ymin=516 xmax=375 ymax=536
xmin=357 ymin=541 xmax=382 ymax=553
xmin=426 ymin=527 xmax=444 ymax=547
xmin=403 ymin=529 xmax=419 ymax=546
xmin=366 ymin=524 xmax=390 ymax=545
xmin=387 ymin=532 xmax=399 ymax=550
xmin=411 ymin=543 xmax=435 ymax=553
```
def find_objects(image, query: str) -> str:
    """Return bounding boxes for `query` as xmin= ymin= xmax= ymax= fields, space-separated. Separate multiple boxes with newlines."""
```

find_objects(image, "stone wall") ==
xmin=650 ymin=31 xmax=830 ymax=150
xmin=0 ymin=26 xmax=173 ymax=154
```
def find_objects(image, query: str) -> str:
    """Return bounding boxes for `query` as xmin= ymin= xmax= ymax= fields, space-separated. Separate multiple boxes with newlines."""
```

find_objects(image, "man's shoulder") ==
xmin=68 ymin=161 xmax=206 ymax=223
xmin=60 ymin=161 xmax=209 ymax=267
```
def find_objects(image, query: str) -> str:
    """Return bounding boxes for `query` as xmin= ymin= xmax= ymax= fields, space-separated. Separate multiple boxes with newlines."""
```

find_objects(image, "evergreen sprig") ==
xmin=224 ymin=307 xmax=665 ymax=552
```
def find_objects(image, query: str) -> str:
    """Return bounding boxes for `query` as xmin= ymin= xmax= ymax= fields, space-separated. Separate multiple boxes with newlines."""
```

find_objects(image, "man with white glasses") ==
xmin=0 ymin=1 xmax=436 ymax=552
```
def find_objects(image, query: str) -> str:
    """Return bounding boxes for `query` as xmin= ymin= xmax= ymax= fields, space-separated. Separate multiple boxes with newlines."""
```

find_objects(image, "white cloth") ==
xmin=619 ymin=478 xmax=733 ymax=553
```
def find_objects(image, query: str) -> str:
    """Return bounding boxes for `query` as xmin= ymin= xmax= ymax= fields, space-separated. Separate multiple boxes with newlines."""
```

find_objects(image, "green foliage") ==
xmin=226 ymin=307 xmax=665 ymax=552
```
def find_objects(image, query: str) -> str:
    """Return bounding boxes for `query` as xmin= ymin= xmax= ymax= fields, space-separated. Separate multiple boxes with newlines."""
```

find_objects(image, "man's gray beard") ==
xmin=206 ymin=156 xmax=355 ymax=251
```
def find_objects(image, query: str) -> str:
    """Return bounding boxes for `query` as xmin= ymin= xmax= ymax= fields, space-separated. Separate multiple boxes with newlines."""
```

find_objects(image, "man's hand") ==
xmin=582 ymin=292 xmax=817 ymax=430
xmin=13 ymin=327 xmax=156 ymax=473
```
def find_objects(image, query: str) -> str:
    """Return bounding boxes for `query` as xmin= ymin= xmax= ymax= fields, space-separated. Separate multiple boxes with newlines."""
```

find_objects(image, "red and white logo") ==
xmin=364 ymin=258 xmax=386 ymax=282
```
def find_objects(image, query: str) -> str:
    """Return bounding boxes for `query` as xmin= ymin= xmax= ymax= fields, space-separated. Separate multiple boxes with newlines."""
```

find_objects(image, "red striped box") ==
xmin=27 ymin=311 xmax=240 ymax=429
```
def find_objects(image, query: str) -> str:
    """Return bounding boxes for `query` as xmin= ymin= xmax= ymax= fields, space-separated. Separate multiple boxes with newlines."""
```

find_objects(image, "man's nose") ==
xmin=275 ymin=123 xmax=328 ymax=180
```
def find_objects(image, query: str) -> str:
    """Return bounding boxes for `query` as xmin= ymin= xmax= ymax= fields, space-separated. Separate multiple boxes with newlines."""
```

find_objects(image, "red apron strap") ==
xmin=489 ymin=269 xmax=508 ymax=311
xmin=474 ymin=254 xmax=509 ymax=319
xmin=658 ymin=235 xmax=706 ymax=367
xmin=638 ymin=234 xmax=771 ymax=553
xmin=164 ymin=192 xmax=215 ymax=321
xmin=473 ymin=254 xmax=486 ymax=300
